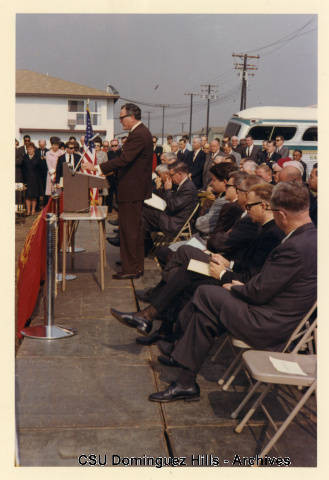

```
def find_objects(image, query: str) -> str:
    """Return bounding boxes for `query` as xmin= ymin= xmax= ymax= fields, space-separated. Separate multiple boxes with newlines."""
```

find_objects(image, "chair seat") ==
xmin=243 ymin=350 xmax=316 ymax=386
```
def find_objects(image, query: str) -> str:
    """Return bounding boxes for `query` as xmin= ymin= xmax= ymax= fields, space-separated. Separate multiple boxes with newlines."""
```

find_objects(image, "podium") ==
xmin=63 ymin=163 xmax=107 ymax=211
xmin=61 ymin=164 xmax=108 ymax=291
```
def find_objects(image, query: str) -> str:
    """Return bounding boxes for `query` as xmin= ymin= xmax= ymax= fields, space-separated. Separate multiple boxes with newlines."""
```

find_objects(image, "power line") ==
xmin=246 ymin=17 xmax=315 ymax=54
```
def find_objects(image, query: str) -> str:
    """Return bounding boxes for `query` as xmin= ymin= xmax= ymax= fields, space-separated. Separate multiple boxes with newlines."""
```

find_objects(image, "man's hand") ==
xmin=211 ymin=253 xmax=229 ymax=268
xmin=83 ymin=160 xmax=97 ymax=172
xmin=209 ymin=260 xmax=226 ymax=280
xmin=155 ymin=176 xmax=162 ymax=189
xmin=223 ymin=280 xmax=245 ymax=291
xmin=164 ymin=176 xmax=173 ymax=190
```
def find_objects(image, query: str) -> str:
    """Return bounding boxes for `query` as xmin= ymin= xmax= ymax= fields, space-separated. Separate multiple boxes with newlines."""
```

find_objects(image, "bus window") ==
xmin=224 ymin=122 xmax=241 ymax=137
xmin=248 ymin=125 xmax=274 ymax=140
xmin=302 ymin=127 xmax=317 ymax=141
xmin=272 ymin=126 xmax=297 ymax=140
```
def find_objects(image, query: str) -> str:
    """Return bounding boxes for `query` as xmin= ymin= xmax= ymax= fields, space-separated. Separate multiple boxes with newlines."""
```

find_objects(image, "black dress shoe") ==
xmin=112 ymin=271 xmax=143 ymax=280
xmin=157 ymin=354 xmax=179 ymax=367
xmin=108 ymin=218 xmax=119 ymax=226
xmin=136 ymin=329 xmax=166 ymax=346
xmin=115 ymin=260 xmax=122 ymax=266
xmin=111 ymin=308 xmax=152 ymax=335
xmin=113 ymin=228 xmax=119 ymax=234
xmin=107 ymin=237 xmax=120 ymax=247
xmin=149 ymin=381 xmax=200 ymax=403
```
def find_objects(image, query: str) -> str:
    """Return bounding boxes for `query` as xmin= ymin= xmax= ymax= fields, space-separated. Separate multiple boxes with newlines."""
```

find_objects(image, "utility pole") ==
xmin=184 ymin=92 xmax=198 ymax=142
xmin=200 ymin=84 xmax=218 ymax=136
xmin=232 ymin=53 xmax=260 ymax=111
xmin=161 ymin=105 xmax=168 ymax=145
xmin=145 ymin=111 xmax=151 ymax=129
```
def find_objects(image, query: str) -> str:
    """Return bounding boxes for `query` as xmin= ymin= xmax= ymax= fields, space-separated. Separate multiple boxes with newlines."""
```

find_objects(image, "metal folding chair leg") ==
xmin=218 ymin=350 xmax=244 ymax=386
xmin=222 ymin=358 xmax=244 ymax=391
xmin=234 ymin=383 xmax=273 ymax=432
xmin=258 ymin=381 xmax=317 ymax=457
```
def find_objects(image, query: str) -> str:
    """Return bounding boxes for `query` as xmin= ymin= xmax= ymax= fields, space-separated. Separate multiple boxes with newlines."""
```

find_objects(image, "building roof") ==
xmin=16 ymin=70 xmax=120 ymax=100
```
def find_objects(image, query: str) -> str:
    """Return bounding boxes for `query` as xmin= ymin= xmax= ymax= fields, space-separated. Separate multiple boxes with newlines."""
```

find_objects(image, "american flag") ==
xmin=83 ymin=103 xmax=99 ymax=205
xmin=83 ymin=105 xmax=96 ymax=165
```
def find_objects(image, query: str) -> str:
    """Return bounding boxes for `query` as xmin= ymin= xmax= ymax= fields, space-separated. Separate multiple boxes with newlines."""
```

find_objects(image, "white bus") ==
xmin=224 ymin=106 xmax=317 ymax=174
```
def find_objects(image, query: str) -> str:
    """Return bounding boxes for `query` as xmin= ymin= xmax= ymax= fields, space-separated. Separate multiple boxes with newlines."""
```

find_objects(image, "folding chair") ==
xmin=152 ymin=202 xmax=200 ymax=249
xmin=231 ymin=317 xmax=317 ymax=458
xmin=216 ymin=301 xmax=317 ymax=391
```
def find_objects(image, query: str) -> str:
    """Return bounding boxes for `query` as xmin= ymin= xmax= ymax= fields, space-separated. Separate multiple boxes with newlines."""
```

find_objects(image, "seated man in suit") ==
xmin=185 ymin=137 xmax=206 ymax=189
xmin=143 ymin=162 xmax=198 ymax=254
xmin=55 ymin=141 xmax=81 ymax=185
xmin=146 ymin=181 xmax=316 ymax=402
xmin=111 ymin=173 xmax=270 ymax=344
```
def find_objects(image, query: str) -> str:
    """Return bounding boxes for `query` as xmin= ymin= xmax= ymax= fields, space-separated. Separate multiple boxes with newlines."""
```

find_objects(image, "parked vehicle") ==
xmin=224 ymin=106 xmax=317 ymax=174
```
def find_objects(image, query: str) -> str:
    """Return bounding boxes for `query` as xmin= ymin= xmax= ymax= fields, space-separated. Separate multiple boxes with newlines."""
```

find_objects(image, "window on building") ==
xmin=68 ymin=100 xmax=100 ymax=126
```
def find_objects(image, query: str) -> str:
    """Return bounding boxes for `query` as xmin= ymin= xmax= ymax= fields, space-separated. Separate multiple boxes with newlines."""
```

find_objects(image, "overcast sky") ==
xmin=16 ymin=14 xmax=317 ymax=137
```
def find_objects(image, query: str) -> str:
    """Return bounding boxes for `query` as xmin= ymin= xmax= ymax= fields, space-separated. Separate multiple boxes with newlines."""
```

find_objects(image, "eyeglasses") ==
xmin=246 ymin=201 xmax=263 ymax=211
xmin=67 ymin=146 xmax=74 ymax=150
xmin=119 ymin=114 xmax=131 ymax=121
xmin=111 ymin=144 xmax=119 ymax=148
xmin=225 ymin=183 xmax=236 ymax=190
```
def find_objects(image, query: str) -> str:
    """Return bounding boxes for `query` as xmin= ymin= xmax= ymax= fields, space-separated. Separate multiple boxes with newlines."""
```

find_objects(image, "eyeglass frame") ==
xmin=245 ymin=201 xmax=263 ymax=211
xmin=119 ymin=114 xmax=132 ymax=121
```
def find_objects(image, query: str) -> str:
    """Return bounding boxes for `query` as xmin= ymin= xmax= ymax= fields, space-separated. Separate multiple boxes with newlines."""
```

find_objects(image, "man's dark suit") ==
xmin=106 ymin=149 xmax=121 ymax=212
xmin=55 ymin=153 xmax=81 ymax=184
xmin=143 ymin=178 xmax=198 ymax=238
xmin=257 ymin=151 xmax=281 ymax=167
xmin=243 ymin=144 xmax=262 ymax=161
xmin=185 ymin=149 xmax=206 ymax=189
xmin=147 ymin=219 xmax=283 ymax=317
xmin=177 ymin=148 xmax=190 ymax=164
xmin=154 ymin=145 xmax=163 ymax=165
xmin=15 ymin=148 xmax=24 ymax=182
xmin=36 ymin=147 xmax=49 ymax=194
xmin=100 ymin=123 xmax=153 ymax=274
xmin=172 ymin=222 xmax=317 ymax=373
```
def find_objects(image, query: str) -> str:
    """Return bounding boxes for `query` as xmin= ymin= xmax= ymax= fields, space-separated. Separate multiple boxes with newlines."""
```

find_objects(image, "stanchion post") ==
xmin=21 ymin=213 xmax=76 ymax=339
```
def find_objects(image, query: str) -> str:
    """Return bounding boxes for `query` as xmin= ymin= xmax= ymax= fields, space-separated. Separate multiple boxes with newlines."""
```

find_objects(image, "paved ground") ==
xmin=15 ymin=213 xmax=317 ymax=467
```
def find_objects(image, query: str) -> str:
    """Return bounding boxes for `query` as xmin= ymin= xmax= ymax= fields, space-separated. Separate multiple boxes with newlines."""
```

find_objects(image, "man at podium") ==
xmin=84 ymin=103 xmax=153 ymax=279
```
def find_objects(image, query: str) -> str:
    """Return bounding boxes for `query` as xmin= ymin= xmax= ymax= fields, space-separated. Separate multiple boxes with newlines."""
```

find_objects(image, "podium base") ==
xmin=56 ymin=273 xmax=77 ymax=282
xmin=21 ymin=325 xmax=76 ymax=339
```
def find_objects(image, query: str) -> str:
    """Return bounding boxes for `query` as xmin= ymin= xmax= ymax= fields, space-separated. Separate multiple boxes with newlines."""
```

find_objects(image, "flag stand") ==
xmin=21 ymin=213 xmax=76 ymax=340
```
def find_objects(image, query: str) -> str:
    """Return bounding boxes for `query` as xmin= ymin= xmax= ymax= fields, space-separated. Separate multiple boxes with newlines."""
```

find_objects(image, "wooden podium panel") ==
xmin=63 ymin=163 xmax=107 ymax=212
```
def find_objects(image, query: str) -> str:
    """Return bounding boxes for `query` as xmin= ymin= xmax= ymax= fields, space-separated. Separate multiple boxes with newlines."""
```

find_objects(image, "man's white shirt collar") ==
xmin=177 ymin=176 xmax=188 ymax=190
xmin=130 ymin=121 xmax=142 ymax=133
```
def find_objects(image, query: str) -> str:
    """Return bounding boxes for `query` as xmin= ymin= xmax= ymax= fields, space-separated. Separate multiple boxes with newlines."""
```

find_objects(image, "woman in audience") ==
xmin=45 ymin=137 xmax=64 ymax=202
xmin=22 ymin=143 xmax=42 ymax=215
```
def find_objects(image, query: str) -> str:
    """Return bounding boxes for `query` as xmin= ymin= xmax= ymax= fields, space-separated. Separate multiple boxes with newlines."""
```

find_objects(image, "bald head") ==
xmin=279 ymin=166 xmax=302 ymax=183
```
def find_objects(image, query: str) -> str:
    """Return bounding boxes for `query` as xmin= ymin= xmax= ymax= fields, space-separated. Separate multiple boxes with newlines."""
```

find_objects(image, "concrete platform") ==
xmin=15 ymin=218 xmax=317 ymax=467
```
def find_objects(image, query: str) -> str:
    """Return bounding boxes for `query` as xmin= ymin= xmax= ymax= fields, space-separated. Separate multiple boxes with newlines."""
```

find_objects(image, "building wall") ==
xmin=15 ymin=96 xmax=115 ymax=145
